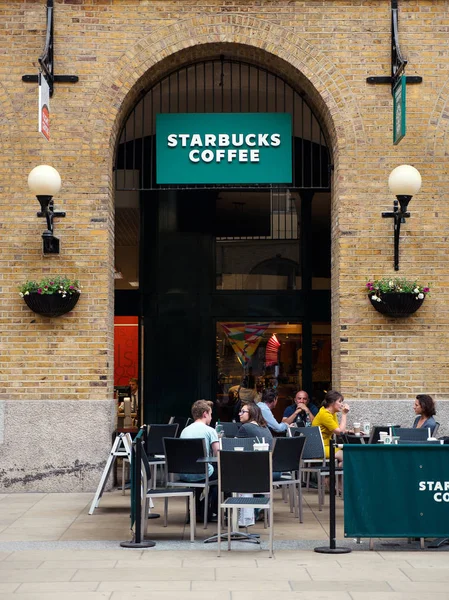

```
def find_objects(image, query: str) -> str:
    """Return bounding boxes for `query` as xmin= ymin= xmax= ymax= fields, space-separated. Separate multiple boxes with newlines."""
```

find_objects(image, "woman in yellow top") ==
xmin=312 ymin=390 xmax=350 ymax=466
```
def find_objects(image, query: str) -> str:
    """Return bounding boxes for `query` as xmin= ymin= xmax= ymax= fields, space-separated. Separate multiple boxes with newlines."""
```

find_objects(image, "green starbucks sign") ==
xmin=156 ymin=113 xmax=292 ymax=184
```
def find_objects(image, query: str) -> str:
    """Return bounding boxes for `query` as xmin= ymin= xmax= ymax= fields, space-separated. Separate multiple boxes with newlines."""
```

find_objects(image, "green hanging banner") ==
xmin=156 ymin=113 xmax=292 ymax=185
xmin=393 ymin=74 xmax=406 ymax=145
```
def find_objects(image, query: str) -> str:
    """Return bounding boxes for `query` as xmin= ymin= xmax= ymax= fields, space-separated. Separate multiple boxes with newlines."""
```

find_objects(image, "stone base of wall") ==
xmin=346 ymin=400 xmax=448 ymax=438
xmin=0 ymin=400 xmax=116 ymax=493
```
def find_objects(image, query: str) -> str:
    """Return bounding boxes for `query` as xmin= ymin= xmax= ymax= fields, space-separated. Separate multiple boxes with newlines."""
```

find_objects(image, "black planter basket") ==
xmin=23 ymin=292 xmax=80 ymax=317
xmin=368 ymin=292 xmax=425 ymax=318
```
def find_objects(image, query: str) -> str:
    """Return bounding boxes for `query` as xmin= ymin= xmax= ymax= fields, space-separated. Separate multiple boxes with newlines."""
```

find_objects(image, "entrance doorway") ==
xmin=114 ymin=56 xmax=331 ymax=423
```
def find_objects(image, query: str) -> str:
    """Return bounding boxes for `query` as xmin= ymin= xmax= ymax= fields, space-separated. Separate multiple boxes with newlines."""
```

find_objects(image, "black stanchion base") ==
xmin=120 ymin=540 xmax=156 ymax=548
xmin=147 ymin=513 xmax=160 ymax=519
xmin=314 ymin=546 xmax=352 ymax=554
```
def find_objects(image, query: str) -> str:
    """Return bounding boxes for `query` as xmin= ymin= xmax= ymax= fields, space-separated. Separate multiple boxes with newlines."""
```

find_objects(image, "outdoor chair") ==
xmin=217 ymin=450 xmax=274 ymax=557
xmin=146 ymin=424 xmax=179 ymax=456
xmin=221 ymin=437 xmax=257 ymax=451
xmin=145 ymin=423 xmax=179 ymax=487
xmin=221 ymin=422 xmax=241 ymax=437
xmin=433 ymin=422 xmax=440 ymax=436
xmin=395 ymin=427 xmax=431 ymax=442
xmin=286 ymin=425 xmax=297 ymax=438
xmin=368 ymin=425 xmax=400 ymax=444
xmin=293 ymin=426 xmax=342 ymax=511
xmin=168 ymin=416 xmax=192 ymax=435
xmin=341 ymin=433 xmax=366 ymax=444
xmin=272 ymin=435 xmax=307 ymax=522
xmin=140 ymin=442 xmax=196 ymax=542
xmin=163 ymin=437 xmax=217 ymax=529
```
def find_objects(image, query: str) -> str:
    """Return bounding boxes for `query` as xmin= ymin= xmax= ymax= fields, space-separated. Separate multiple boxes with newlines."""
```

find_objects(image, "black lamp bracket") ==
xmin=382 ymin=196 xmax=411 ymax=271
xmin=36 ymin=196 xmax=66 ymax=255
xmin=22 ymin=0 xmax=78 ymax=97
xmin=366 ymin=0 xmax=422 ymax=92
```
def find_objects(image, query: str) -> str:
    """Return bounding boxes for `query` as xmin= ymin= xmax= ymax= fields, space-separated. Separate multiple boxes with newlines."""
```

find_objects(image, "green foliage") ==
xmin=366 ymin=277 xmax=429 ymax=300
xmin=19 ymin=276 xmax=81 ymax=297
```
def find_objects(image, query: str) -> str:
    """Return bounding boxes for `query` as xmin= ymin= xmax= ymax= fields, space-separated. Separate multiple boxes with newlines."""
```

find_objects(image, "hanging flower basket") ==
xmin=366 ymin=277 xmax=429 ymax=318
xmin=19 ymin=276 xmax=81 ymax=317
xmin=368 ymin=292 xmax=425 ymax=318
xmin=23 ymin=291 xmax=80 ymax=317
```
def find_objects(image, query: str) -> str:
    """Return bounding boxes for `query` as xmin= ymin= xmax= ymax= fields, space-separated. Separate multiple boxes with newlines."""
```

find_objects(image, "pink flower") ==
xmin=423 ymin=287 xmax=430 ymax=293
xmin=37 ymin=288 xmax=42 ymax=294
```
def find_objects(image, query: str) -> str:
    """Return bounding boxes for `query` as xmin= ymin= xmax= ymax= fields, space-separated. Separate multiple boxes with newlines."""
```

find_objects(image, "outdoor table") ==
xmin=344 ymin=443 xmax=449 ymax=548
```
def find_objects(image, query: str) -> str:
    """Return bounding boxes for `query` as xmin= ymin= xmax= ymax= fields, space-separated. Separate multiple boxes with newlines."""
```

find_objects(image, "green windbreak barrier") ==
xmin=344 ymin=445 xmax=449 ymax=539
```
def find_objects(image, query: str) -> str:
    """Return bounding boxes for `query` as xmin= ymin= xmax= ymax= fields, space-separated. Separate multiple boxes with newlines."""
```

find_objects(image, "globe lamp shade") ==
xmin=388 ymin=165 xmax=421 ymax=197
xmin=28 ymin=165 xmax=62 ymax=197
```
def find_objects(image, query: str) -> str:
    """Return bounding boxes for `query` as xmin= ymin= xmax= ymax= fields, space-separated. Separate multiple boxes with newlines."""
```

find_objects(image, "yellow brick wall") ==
xmin=0 ymin=0 xmax=448 ymax=403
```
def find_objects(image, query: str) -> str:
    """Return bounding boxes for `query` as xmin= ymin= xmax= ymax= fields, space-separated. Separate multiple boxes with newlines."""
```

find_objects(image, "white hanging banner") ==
xmin=38 ymin=72 xmax=50 ymax=141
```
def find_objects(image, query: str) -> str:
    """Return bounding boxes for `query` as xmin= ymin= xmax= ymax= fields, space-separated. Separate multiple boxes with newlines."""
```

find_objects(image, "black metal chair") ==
xmin=145 ymin=424 xmax=179 ymax=487
xmin=221 ymin=422 xmax=241 ymax=437
xmin=168 ymin=416 xmax=192 ymax=436
xmin=395 ymin=427 xmax=431 ymax=442
xmin=146 ymin=424 xmax=179 ymax=456
xmin=140 ymin=443 xmax=196 ymax=542
xmin=163 ymin=437 xmax=217 ymax=529
xmin=217 ymin=450 xmax=274 ymax=557
xmin=341 ymin=433 xmax=366 ymax=444
xmin=272 ymin=435 xmax=307 ymax=522
xmin=368 ymin=425 xmax=400 ymax=444
xmin=221 ymin=437 xmax=257 ymax=451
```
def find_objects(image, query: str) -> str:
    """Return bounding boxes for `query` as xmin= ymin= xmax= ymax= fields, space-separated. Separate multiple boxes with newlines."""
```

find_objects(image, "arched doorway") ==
xmin=114 ymin=55 xmax=332 ymax=423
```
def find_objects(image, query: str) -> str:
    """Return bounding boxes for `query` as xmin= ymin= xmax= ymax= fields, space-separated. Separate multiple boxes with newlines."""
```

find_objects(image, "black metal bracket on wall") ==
xmin=22 ymin=0 xmax=78 ymax=97
xmin=366 ymin=0 xmax=422 ymax=92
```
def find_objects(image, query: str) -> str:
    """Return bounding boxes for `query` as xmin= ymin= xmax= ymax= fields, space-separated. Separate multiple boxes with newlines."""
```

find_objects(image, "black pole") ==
xmin=120 ymin=438 xmax=155 ymax=548
xmin=314 ymin=437 xmax=351 ymax=554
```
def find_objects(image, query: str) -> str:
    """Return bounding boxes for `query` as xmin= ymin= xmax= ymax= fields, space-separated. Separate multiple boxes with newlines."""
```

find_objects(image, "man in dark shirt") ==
xmin=283 ymin=390 xmax=318 ymax=426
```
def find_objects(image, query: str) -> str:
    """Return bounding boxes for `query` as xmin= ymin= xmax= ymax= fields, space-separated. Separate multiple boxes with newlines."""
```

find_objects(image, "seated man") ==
xmin=180 ymin=399 xmax=219 ymax=520
xmin=258 ymin=388 xmax=288 ymax=435
xmin=282 ymin=390 xmax=318 ymax=426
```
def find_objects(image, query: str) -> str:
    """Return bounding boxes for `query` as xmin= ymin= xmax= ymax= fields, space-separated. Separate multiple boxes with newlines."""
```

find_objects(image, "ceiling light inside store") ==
xmin=114 ymin=269 xmax=123 ymax=279
xmin=129 ymin=281 xmax=139 ymax=287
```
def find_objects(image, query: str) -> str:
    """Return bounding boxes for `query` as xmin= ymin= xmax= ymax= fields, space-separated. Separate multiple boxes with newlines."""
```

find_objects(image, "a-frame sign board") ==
xmin=89 ymin=433 xmax=132 ymax=515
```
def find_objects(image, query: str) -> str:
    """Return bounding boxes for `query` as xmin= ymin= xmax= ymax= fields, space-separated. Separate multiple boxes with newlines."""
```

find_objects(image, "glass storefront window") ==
xmin=216 ymin=189 xmax=301 ymax=291
xmin=311 ymin=322 xmax=332 ymax=406
xmin=216 ymin=321 xmax=303 ymax=422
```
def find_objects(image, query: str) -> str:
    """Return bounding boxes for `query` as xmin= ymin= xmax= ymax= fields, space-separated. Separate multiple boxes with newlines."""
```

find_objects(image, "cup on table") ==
xmin=383 ymin=435 xmax=392 ymax=445
xmin=234 ymin=447 xmax=244 ymax=451
xmin=253 ymin=442 xmax=269 ymax=451
xmin=379 ymin=431 xmax=387 ymax=443
xmin=363 ymin=422 xmax=371 ymax=435
xmin=353 ymin=422 xmax=361 ymax=435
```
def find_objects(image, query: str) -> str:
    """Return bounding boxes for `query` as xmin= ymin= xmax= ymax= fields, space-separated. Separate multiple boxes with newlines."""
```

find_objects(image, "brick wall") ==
xmin=0 ymin=0 xmax=448 ymax=488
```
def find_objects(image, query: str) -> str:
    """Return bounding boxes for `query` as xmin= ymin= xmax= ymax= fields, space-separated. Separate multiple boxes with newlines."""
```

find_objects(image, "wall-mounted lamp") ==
xmin=382 ymin=164 xmax=422 ymax=271
xmin=28 ymin=165 xmax=65 ymax=254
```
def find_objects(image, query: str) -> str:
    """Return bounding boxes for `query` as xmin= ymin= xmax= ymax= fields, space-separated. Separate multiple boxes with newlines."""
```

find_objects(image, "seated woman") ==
xmin=312 ymin=390 xmax=349 ymax=466
xmin=236 ymin=402 xmax=275 ymax=524
xmin=282 ymin=390 xmax=318 ymax=426
xmin=237 ymin=402 xmax=273 ymax=447
xmin=413 ymin=394 xmax=437 ymax=434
